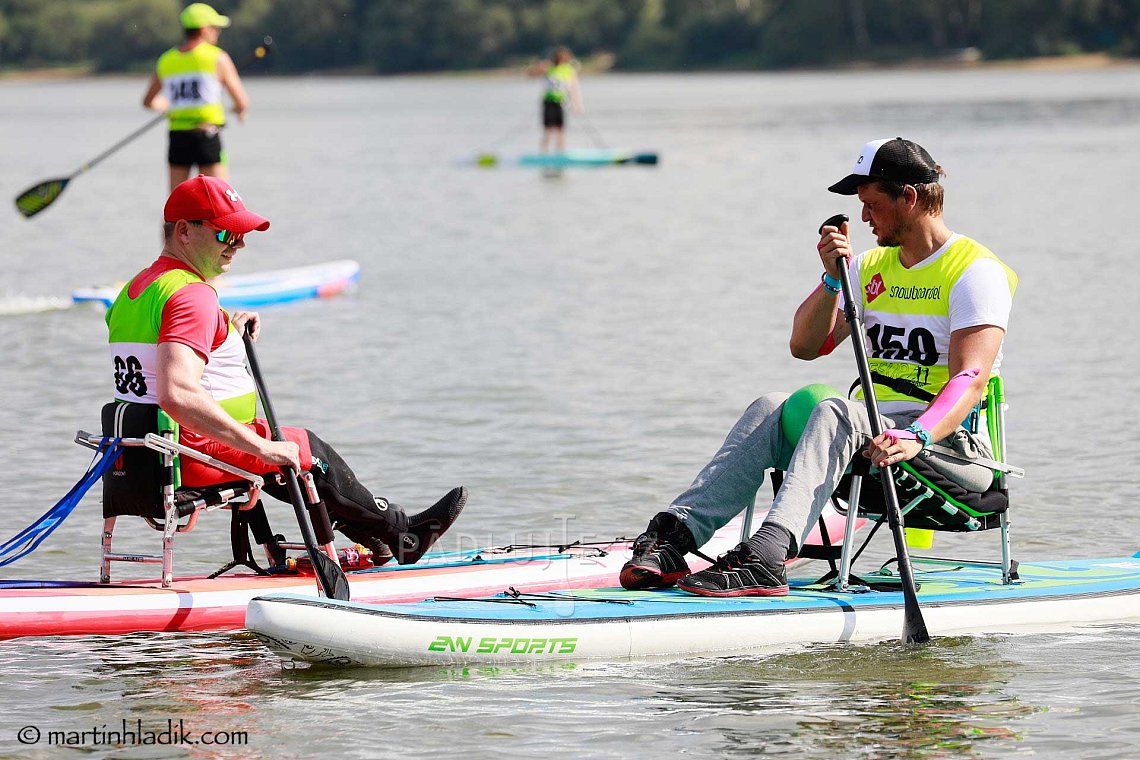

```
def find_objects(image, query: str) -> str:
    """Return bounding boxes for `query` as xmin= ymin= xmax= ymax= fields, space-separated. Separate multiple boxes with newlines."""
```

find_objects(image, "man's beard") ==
xmin=876 ymin=219 xmax=911 ymax=247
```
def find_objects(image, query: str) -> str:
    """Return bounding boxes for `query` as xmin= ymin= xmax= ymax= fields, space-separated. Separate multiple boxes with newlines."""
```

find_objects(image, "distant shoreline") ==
xmin=3 ymin=51 xmax=1137 ymax=82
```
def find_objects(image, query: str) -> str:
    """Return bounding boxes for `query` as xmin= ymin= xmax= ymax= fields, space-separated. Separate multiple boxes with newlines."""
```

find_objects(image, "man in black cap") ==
xmin=620 ymin=137 xmax=1018 ymax=596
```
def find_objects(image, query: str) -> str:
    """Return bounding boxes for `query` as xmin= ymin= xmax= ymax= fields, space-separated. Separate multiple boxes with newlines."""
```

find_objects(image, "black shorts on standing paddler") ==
xmin=167 ymin=127 xmax=224 ymax=167
xmin=542 ymin=100 xmax=564 ymax=128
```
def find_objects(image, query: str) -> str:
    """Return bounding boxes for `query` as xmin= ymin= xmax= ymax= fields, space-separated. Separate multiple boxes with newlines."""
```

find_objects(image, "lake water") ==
xmin=1 ymin=66 xmax=1139 ymax=758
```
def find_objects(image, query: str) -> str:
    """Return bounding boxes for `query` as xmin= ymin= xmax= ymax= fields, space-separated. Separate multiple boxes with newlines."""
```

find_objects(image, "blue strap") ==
xmin=0 ymin=437 xmax=122 ymax=568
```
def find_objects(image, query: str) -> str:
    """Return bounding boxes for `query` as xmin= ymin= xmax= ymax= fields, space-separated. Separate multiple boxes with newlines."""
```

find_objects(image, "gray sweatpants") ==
xmin=667 ymin=393 xmax=993 ymax=551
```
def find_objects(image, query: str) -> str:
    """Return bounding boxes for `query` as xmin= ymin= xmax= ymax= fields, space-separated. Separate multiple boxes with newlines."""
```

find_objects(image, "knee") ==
xmin=744 ymin=392 xmax=790 ymax=421
xmin=805 ymin=398 xmax=849 ymax=432
xmin=305 ymin=429 xmax=329 ymax=457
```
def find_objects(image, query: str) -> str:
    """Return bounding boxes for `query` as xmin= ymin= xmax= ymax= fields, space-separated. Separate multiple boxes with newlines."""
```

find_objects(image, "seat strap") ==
xmin=849 ymin=372 xmax=935 ymax=403
xmin=110 ymin=401 xmax=130 ymax=437
xmin=208 ymin=509 xmax=272 ymax=579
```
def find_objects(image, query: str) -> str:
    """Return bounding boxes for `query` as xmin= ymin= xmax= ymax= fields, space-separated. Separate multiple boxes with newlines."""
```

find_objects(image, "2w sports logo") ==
xmin=865 ymin=272 xmax=886 ymax=303
xmin=114 ymin=355 xmax=147 ymax=397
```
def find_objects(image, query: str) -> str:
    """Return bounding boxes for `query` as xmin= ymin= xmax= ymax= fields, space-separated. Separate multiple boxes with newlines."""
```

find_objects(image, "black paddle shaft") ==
xmin=820 ymin=213 xmax=930 ymax=643
xmin=241 ymin=329 xmax=350 ymax=601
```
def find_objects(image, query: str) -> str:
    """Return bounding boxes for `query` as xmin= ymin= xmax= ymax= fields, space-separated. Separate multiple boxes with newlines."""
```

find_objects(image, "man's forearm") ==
xmin=160 ymin=383 xmax=267 ymax=457
xmin=790 ymin=284 xmax=841 ymax=359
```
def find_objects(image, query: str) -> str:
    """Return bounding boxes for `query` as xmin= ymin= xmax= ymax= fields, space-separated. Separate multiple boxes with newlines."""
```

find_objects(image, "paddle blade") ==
xmin=15 ymin=177 xmax=70 ymax=218
xmin=903 ymin=606 xmax=931 ymax=644
xmin=310 ymin=549 xmax=351 ymax=601
xmin=633 ymin=153 xmax=659 ymax=165
xmin=475 ymin=153 xmax=498 ymax=167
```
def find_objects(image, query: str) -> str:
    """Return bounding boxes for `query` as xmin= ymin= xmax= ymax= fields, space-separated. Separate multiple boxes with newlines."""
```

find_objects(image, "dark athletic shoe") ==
xmin=619 ymin=512 xmax=695 ymax=590
xmin=396 ymin=486 xmax=467 ymax=565
xmin=676 ymin=543 xmax=789 ymax=597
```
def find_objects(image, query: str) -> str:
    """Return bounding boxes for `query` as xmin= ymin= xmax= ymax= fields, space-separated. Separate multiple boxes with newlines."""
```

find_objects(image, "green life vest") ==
xmin=107 ymin=265 xmax=256 ymax=423
xmin=156 ymin=42 xmax=226 ymax=131
xmin=544 ymin=63 xmax=575 ymax=103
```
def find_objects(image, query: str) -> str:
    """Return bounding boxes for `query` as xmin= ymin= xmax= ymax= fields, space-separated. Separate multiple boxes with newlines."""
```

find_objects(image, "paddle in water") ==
xmin=241 ymin=327 xmax=350 ymax=601
xmin=14 ymin=37 xmax=273 ymax=219
xmin=820 ymin=212 xmax=930 ymax=644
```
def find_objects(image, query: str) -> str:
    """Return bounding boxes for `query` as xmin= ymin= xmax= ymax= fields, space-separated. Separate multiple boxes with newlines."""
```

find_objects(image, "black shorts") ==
xmin=542 ymin=100 xmax=564 ymax=128
xmin=167 ymin=127 xmax=224 ymax=167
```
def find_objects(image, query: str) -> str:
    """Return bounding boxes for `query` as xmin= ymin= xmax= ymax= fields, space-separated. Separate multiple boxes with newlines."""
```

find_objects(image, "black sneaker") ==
xmin=396 ymin=486 xmax=467 ymax=565
xmin=619 ymin=512 xmax=695 ymax=590
xmin=676 ymin=543 xmax=789 ymax=597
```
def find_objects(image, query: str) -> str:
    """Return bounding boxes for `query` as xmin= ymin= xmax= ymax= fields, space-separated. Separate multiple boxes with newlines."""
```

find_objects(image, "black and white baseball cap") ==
xmin=828 ymin=137 xmax=940 ymax=195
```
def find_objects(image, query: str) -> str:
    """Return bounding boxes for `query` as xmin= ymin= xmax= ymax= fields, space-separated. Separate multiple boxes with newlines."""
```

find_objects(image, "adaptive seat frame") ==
xmin=76 ymin=419 xmax=265 ymax=588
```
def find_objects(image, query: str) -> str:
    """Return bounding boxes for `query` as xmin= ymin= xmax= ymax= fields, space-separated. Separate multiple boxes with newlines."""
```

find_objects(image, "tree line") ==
xmin=3 ymin=0 xmax=1140 ymax=75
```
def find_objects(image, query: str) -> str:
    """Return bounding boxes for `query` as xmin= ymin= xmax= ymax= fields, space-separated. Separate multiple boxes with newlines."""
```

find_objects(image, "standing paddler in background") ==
xmin=142 ymin=3 xmax=250 ymax=192
xmin=619 ymin=138 xmax=1018 ymax=597
xmin=530 ymin=46 xmax=583 ymax=153
xmin=107 ymin=175 xmax=467 ymax=566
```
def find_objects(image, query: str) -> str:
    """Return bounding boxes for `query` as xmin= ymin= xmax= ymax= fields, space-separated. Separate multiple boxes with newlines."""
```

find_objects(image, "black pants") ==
xmin=259 ymin=431 xmax=407 ymax=546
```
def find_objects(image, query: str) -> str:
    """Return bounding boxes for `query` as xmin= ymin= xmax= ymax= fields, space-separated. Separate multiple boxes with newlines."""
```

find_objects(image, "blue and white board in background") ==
xmin=515 ymin=149 xmax=659 ymax=167
xmin=71 ymin=259 xmax=361 ymax=309
xmin=247 ymin=555 xmax=1140 ymax=667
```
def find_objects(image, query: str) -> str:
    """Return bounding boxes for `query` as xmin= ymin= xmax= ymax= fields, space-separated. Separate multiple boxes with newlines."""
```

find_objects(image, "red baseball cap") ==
xmin=163 ymin=175 xmax=270 ymax=233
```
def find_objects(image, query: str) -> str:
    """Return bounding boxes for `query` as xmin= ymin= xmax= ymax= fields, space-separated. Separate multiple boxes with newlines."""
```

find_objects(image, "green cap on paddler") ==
xmin=180 ymin=2 xmax=230 ymax=30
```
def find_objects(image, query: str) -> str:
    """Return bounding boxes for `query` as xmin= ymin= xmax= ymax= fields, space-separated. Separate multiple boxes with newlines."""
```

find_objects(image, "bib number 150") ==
xmin=867 ymin=324 xmax=938 ymax=366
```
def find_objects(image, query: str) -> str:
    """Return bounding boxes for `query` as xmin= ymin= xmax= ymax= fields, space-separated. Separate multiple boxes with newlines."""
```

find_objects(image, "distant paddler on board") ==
xmin=142 ymin=3 xmax=251 ymax=192
xmin=529 ymin=46 xmax=584 ymax=153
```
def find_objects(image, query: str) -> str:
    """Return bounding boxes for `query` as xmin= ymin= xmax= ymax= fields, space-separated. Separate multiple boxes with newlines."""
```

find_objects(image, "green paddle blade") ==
xmin=15 ymin=178 xmax=70 ymax=218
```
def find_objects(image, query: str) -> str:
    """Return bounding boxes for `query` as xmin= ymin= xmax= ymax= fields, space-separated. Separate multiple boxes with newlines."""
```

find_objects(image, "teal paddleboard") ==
xmin=248 ymin=555 xmax=1140 ymax=667
xmin=517 ymin=149 xmax=658 ymax=167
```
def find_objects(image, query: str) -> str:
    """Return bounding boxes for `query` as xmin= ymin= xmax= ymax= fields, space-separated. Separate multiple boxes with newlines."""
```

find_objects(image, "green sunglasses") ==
xmin=190 ymin=220 xmax=244 ymax=246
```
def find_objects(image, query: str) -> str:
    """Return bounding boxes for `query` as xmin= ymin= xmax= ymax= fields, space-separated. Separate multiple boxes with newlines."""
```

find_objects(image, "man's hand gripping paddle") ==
xmin=820 ymin=212 xmax=930 ymax=644
xmin=241 ymin=327 xmax=350 ymax=601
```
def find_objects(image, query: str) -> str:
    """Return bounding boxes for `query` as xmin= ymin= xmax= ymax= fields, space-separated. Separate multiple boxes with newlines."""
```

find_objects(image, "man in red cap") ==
xmin=106 ymin=176 xmax=465 ymax=566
